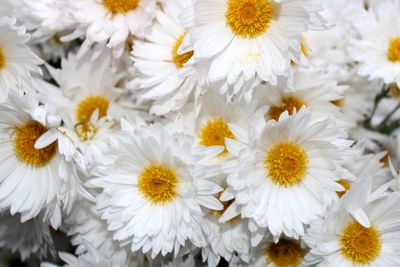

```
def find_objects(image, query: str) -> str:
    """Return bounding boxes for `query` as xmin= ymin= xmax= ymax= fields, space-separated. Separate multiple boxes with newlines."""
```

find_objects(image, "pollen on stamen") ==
xmin=138 ymin=164 xmax=178 ymax=204
xmin=265 ymin=239 xmax=305 ymax=267
xmin=264 ymin=142 xmax=309 ymax=187
xmin=172 ymin=32 xmax=194 ymax=69
xmin=199 ymin=117 xmax=236 ymax=157
xmin=76 ymin=95 xmax=109 ymax=124
xmin=336 ymin=179 xmax=351 ymax=198
xmin=13 ymin=121 xmax=57 ymax=168
xmin=103 ymin=0 xmax=139 ymax=14
xmin=0 ymin=46 xmax=6 ymax=70
xmin=268 ymin=95 xmax=305 ymax=121
xmin=226 ymin=0 xmax=274 ymax=39
xmin=75 ymin=95 xmax=109 ymax=140
xmin=387 ymin=36 xmax=400 ymax=63
xmin=340 ymin=221 xmax=381 ymax=264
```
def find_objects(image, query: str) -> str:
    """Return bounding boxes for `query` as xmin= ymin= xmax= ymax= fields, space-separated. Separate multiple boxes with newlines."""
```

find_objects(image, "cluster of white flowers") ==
xmin=2 ymin=0 xmax=400 ymax=266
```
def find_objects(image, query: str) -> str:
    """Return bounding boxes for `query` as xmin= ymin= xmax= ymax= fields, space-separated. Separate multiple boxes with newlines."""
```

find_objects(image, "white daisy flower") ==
xmin=41 ymin=240 xmax=130 ymax=267
xmin=0 ymin=17 xmax=42 ymax=100
xmin=129 ymin=0 xmax=204 ymax=115
xmin=220 ymin=108 xmax=352 ymax=238
xmin=254 ymin=67 xmax=345 ymax=124
xmin=65 ymin=0 xmax=157 ymax=58
xmin=304 ymin=177 xmax=400 ymax=266
xmin=23 ymin=0 xmax=75 ymax=41
xmin=0 ymin=212 xmax=55 ymax=261
xmin=348 ymin=0 xmax=400 ymax=87
xmin=37 ymin=51 xmax=143 ymax=165
xmin=184 ymin=0 xmax=326 ymax=96
xmin=337 ymin=146 xmax=389 ymax=198
xmin=88 ymin=124 xmax=224 ymax=258
xmin=201 ymin=213 xmax=250 ymax=266
xmin=239 ymin=237 xmax=309 ymax=267
xmin=65 ymin=199 xmax=128 ymax=261
xmin=175 ymin=92 xmax=263 ymax=161
xmin=0 ymin=89 xmax=82 ymax=228
xmin=302 ymin=0 xmax=365 ymax=82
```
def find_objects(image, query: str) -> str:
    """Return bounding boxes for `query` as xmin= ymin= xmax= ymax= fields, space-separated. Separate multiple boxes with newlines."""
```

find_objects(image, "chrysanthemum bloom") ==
xmin=0 ymin=17 xmax=42 ymax=99
xmin=0 ymin=212 xmax=55 ymax=261
xmin=184 ymin=0 xmax=326 ymax=97
xmin=65 ymin=0 xmax=157 ymax=58
xmin=88 ymin=124 xmax=223 ymax=258
xmin=304 ymin=177 xmax=400 ymax=266
xmin=348 ymin=0 xmax=400 ymax=87
xmin=37 ymin=51 xmax=144 ymax=165
xmin=302 ymin=0 xmax=365 ymax=82
xmin=0 ymin=89 xmax=82 ymax=228
xmin=254 ymin=67 xmax=345 ymax=124
xmin=241 ymin=236 xmax=308 ymax=267
xmin=65 ymin=200 xmax=128 ymax=262
xmin=129 ymin=0 xmax=204 ymax=115
xmin=41 ymin=240 xmax=130 ymax=267
xmin=201 ymin=210 xmax=251 ymax=266
xmin=220 ymin=109 xmax=352 ymax=238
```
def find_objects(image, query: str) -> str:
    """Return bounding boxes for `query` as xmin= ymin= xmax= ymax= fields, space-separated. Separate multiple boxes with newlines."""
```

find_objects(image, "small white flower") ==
xmin=220 ymin=108 xmax=352 ymax=238
xmin=0 ymin=17 xmax=42 ymax=100
xmin=0 ymin=212 xmax=55 ymax=261
xmin=88 ymin=123 xmax=224 ymax=258
xmin=65 ymin=0 xmax=157 ymax=58
xmin=348 ymin=0 xmax=400 ymax=87
xmin=185 ymin=0 xmax=326 ymax=96
xmin=304 ymin=177 xmax=400 ymax=266
xmin=0 ymin=89 xmax=82 ymax=228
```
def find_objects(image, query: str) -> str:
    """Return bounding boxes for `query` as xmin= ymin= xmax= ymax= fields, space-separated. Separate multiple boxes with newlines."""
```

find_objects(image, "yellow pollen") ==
xmin=336 ymin=179 xmax=351 ymax=198
xmin=172 ymin=33 xmax=194 ymax=69
xmin=212 ymin=192 xmax=241 ymax=224
xmin=226 ymin=0 xmax=274 ymax=39
xmin=331 ymin=98 xmax=344 ymax=107
xmin=388 ymin=36 xmax=400 ymax=63
xmin=138 ymin=164 xmax=178 ymax=204
xmin=340 ymin=221 xmax=381 ymax=264
xmin=268 ymin=96 xmax=305 ymax=121
xmin=76 ymin=96 xmax=109 ymax=124
xmin=0 ymin=46 xmax=5 ymax=70
xmin=103 ymin=0 xmax=139 ymax=14
xmin=264 ymin=142 xmax=308 ymax=187
xmin=301 ymin=43 xmax=309 ymax=57
xmin=13 ymin=121 xmax=57 ymax=167
xmin=266 ymin=239 xmax=305 ymax=267
xmin=199 ymin=117 xmax=236 ymax=157
xmin=75 ymin=123 xmax=98 ymax=141
xmin=300 ymin=35 xmax=309 ymax=57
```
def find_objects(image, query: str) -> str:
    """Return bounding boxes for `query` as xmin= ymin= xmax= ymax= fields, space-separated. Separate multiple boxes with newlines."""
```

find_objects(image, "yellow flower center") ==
xmin=336 ymin=179 xmax=351 ymax=198
xmin=76 ymin=96 xmax=109 ymax=124
xmin=103 ymin=0 xmax=139 ymax=14
xmin=13 ymin=121 xmax=57 ymax=168
xmin=340 ymin=221 xmax=381 ymax=264
xmin=0 ymin=46 xmax=5 ymax=70
xmin=268 ymin=96 xmax=305 ymax=121
xmin=266 ymin=239 xmax=305 ymax=267
xmin=75 ymin=123 xmax=99 ymax=141
xmin=199 ymin=117 xmax=236 ymax=157
xmin=75 ymin=96 xmax=109 ymax=139
xmin=212 ymin=192 xmax=241 ymax=224
xmin=226 ymin=0 xmax=274 ymax=39
xmin=138 ymin=164 xmax=178 ymax=204
xmin=172 ymin=33 xmax=194 ymax=69
xmin=264 ymin=142 xmax=308 ymax=187
xmin=387 ymin=36 xmax=400 ymax=63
